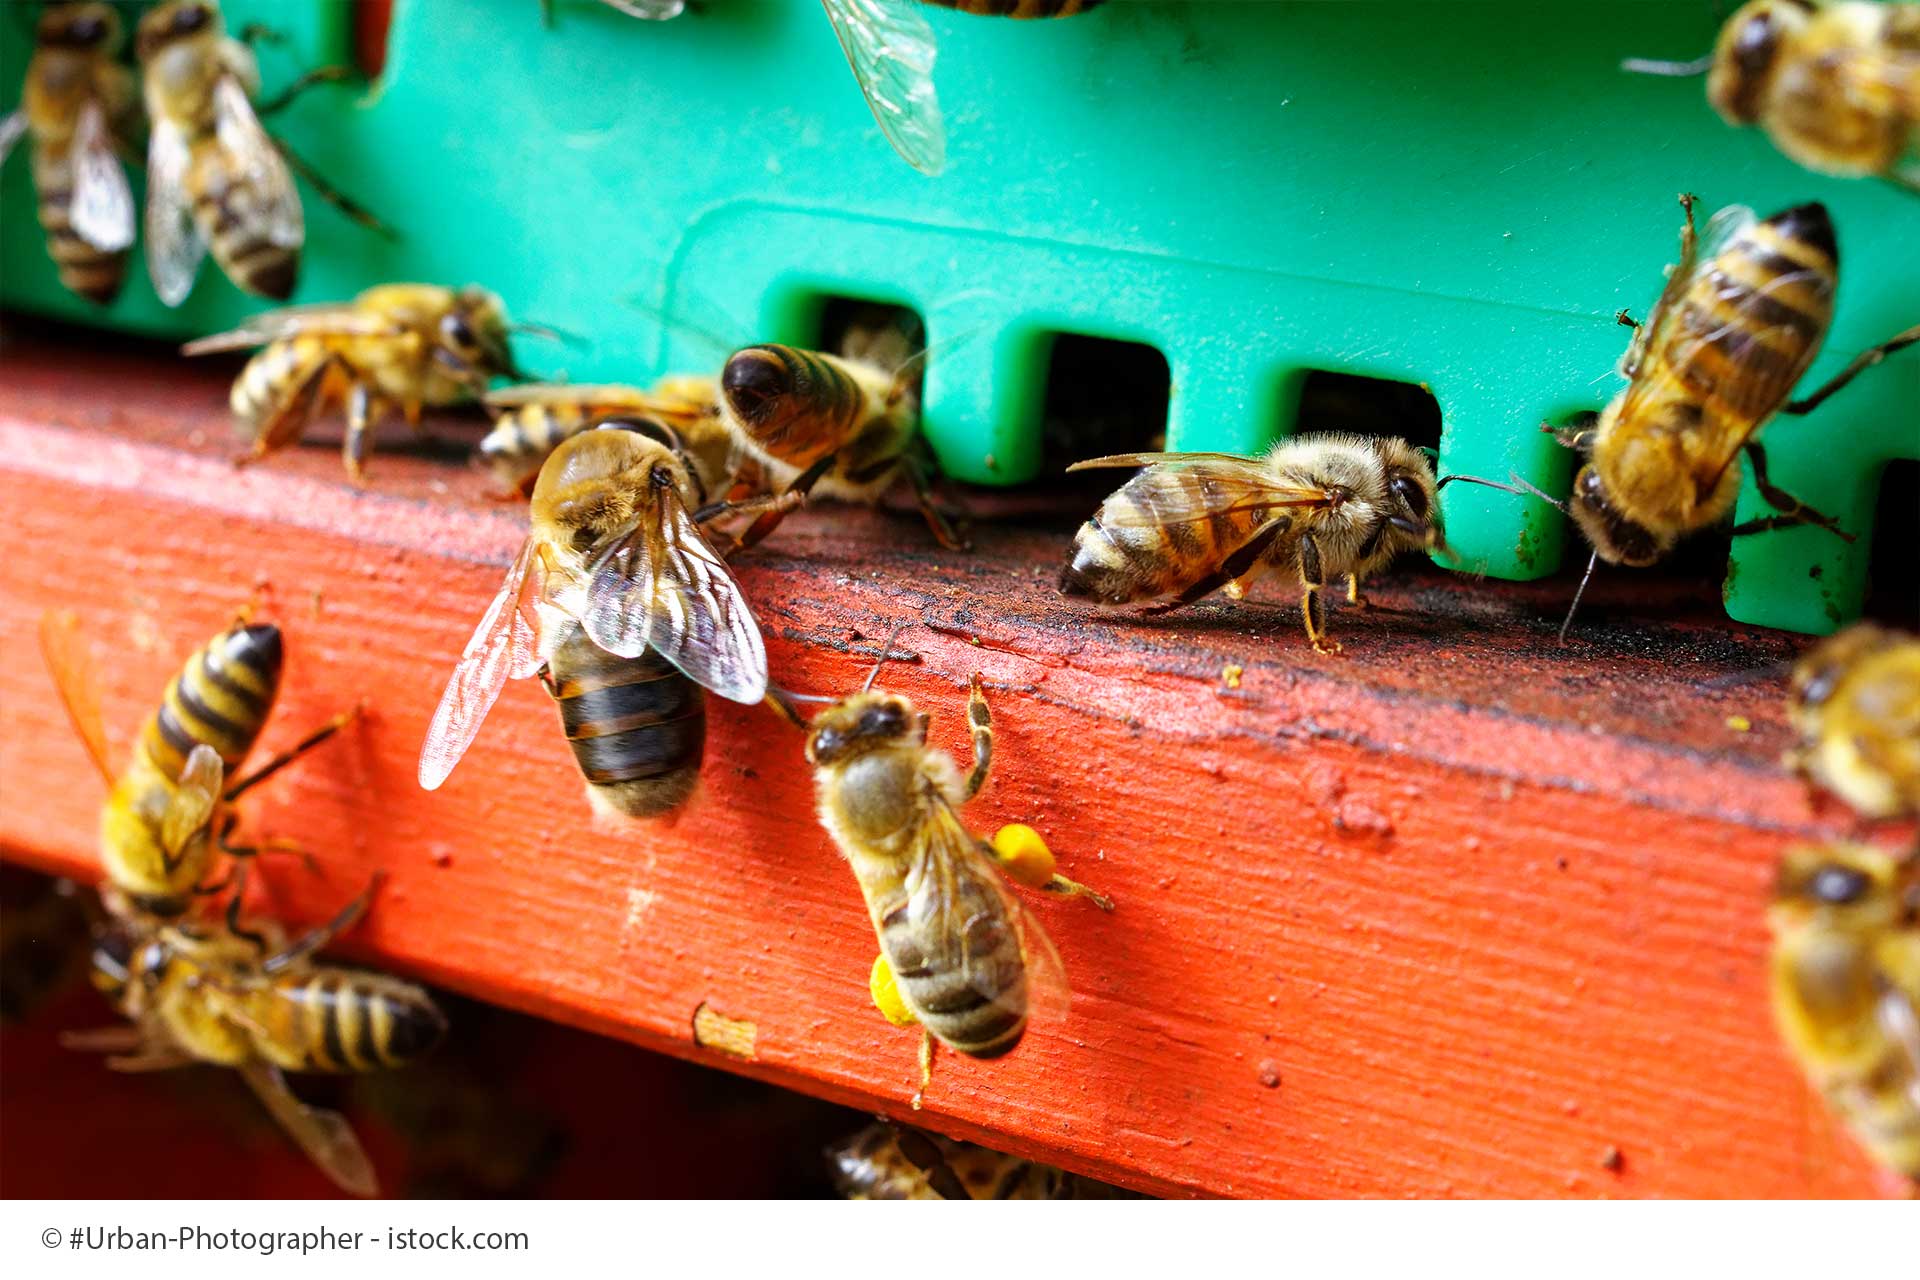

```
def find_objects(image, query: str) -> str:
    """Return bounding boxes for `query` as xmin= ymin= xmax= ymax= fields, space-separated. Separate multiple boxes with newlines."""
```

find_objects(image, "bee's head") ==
xmin=1789 ymin=624 xmax=1888 ymax=719
xmin=1770 ymin=843 xmax=1913 ymax=936
xmin=1566 ymin=463 xmax=1670 ymax=568
xmin=39 ymin=3 xmax=122 ymax=52
xmin=88 ymin=923 xmax=170 ymax=1011
xmin=135 ymin=1 xmax=220 ymax=61
xmin=435 ymin=287 xmax=517 ymax=391
xmin=1707 ymin=0 xmax=1812 ymax=124
xmin=531 ymin=419 xmax=689 ymax=553
xmin=805 ymin=692 xmax=924 ymax=766
xmin=1371 ymin=437 xmax=1444 ymax=555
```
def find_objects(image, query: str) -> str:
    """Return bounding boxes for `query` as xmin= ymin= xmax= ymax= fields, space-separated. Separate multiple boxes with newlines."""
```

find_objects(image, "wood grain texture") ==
xmin=0 ymin=328 xmax=1908 ymax=1198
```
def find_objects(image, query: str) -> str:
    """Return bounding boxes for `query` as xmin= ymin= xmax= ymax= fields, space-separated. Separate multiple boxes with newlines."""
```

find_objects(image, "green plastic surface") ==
xmin=2 ymin=1 xmax=1915 ymax=634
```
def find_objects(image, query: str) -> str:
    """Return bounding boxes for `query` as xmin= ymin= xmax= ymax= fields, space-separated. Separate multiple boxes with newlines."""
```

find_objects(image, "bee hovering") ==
xmin=68 ymin=881 xmax=446 ymax=1198
xmin=830 ymin=1121 xmax=1137 ymax=1200
xmin=1059 ymin=434 xmax=1448 ymax=654
xmin=1768 ymin=841 xmax=1920 ymax=1190
xmin=40 ymin=610 xmax=356 ymax=923
xmin=136 ymin=0 xmax=385 ymax=305
xmin=801 ymin=627 xmax=1111 ymax=1099
xmin=419 ymin=419 xmax=793 ymax=820
xmin=1537 ymin=197 xmax=1918 ymax=637
xmin=0 ymin=3 xmax=137 ymax=304
xmin=1625 ymin=1 xmax=1920 ymax=192
xmin=1787 ymin=624 xmax=1920 ymax=821
xmin=183 ymin=284 xmax=524 ymax=484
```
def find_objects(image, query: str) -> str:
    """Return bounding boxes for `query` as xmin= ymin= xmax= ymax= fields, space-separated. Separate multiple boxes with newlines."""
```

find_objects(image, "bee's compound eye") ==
xmin=1796 ymin=665 xmax=1840 ymax=708
xmin=1732 ymin=11 xmax=1781 ymax=77
xmin=1390 ymin=474 xmax=1429 ymax=519
xmin=441 ymin=312 xmax=477 ymax=348
xmin=1811 ymin=865 xmax=1870 ymax=906
xmin=69 ymin=15 xmax=108 ymax=44
xmin=172 ymin=4 xmax=212 ymax=35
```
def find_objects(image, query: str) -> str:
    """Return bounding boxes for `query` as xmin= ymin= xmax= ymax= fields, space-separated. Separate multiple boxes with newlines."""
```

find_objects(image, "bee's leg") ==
xmin=990 ymin=824 xmax=1115 ymax=911
xmin=1615 ymin=308 xmax=1641 ymax=331
xmin=104 ymin=1045 xmax=197 ymax=1073
xmin=762 ymin=687 xmax=810 ymax=731
xmin=695 ymin=486 xmax=809 ymax=557
xmin=342 ymin=384 xmax=383 ymax=485
xmin=1728 ymin=443 xmax=1855 ymax=543
xmin=1298 ymin=533 xmax=1342 ymax=655
xmin=1346 ymin=573 xmax=1371 ymax=608
xmin=269 ymin=136 xmax=397 ymax=240
xmin=1782 ymin=324 xmax=1920 ymax=416
xmin=1541 ymin=409 xmax=1603 ymax=452
xmin=254 ymin=65 xmax=356 ymax=117
xmin=261 ymin=874 xmax=384 ymax=977
xmin=60 ymin=1026 xmax=148 ymax=1054
xmin=222 ymin=705 xmax=361 ymax=803
xmin=901 ymin=448 xmax=972 ymax=552
xmin=235 ymin=22 xmax=287 ymax=48
xmin=912 ymin=1030 xmax=936 ymax=1111
xmin=1140 ymin=519 xmax=1288 ymax=617
xmin=960 ymin=674 xmax=993 ymax=800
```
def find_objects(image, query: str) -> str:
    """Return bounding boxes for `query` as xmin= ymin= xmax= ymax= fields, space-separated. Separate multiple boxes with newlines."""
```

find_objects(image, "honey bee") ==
xmin=40 ymin=610 xmax=354 ymax=922
xmin=830 ymin=1121 xmax=1136 ymax=1200
xmin=719 ymin=314 xmax=967 ymax=548
xmin=182 ymin=284 xmax=523 ymax=484
xmin=137 ymin=0 xmax=371 ymax=305
xmin=1625 ymin=1 xmax=1920 ymax=191
xmin=0 ymin=3 xmax=136 ymax=304
xmin=420 ymin=419 xmax=791 ymax=820
xmin=1058 ymin=434 xmax=1446 ymax=654
xmin=1542 ymin=196 xmax=1919 ymax=634
xmin=1787 ymin=623 xmax=1920 ymax=821
xmin=479 ymin=376 xmax=727 ymax=497
xmin=803 ymin=630 xmax=1110 ymax=1094
xmin=68 ymin=882 xmax=447 ymax=1198
xmin=1768 ymin=841 xmax=1920 ymax=1189
xmin=822 ymin=0 xmax=1105 ymax=175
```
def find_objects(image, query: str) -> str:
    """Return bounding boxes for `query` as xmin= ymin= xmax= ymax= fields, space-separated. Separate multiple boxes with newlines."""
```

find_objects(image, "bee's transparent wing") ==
xmin=820 ymin=0 xmax=945 ymax=176
xmin=239 ymin=1061 xmax=378 ymax=1197
xmin=182 ymin=304 xmax=404 ymax=355
xmin=145 ymin=119 xmax=206 ymax=306
xmin=213 ymin=75 xmax=303 ymax=251
xmin=581 ymin=491 xmax=768 ymax=703
xmin=70 ymin=99 xmax=135 ymax=252
xmin=600 ymin=0 xmax=687 ymax=17
xmin=0 ymin=109 xmax=26 ymax=168
xmin=1072 ymin=456 xmax=1341 ymax=530
xmin=1620 ymin=202 xmax=1755 ymax=381
xmin=902 ymin=801 xmax=1072 ymax=1043
xmin=39 ymin=609 xmax=115 ymax=786
xmin=418 ymin=539 xmax=549 ymax=790
xmin=159 ymin=744 xmax=223 ymax=859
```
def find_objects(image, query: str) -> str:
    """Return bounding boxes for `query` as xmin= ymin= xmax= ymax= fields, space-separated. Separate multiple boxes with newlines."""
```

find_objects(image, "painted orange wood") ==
xmin=0 ymin=328 xmax=1906 ymax=1198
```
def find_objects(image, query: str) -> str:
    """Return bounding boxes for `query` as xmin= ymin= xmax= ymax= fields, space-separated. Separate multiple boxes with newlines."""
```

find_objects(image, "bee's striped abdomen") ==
xmin=1060 ymin=469 xmax=1278 ymax=604
xmin=135 ymin=624 xmax=282 ymax=783
xmin=31 ymin=145 xmax=127 ymax=304
xmin=259 ymin=968 xmax=447 ymax=1073
xmin=722 ymin=345 xmax=869 ymax=470
xmin=479 ymin=401 xmax=600 ymax=492
xmin=231 ymin=335 xmax=335 ymax=437
xmin=191 ymin=153 xmax=298 ymax=301
xmin=881 ymin=870 xmax=1028 ymax=1059
xmin=1664 ymin=203 xmax=1836 ymax=427
xmin=547 ymin=623 xmax=705 ymax=818
xmin=924 ymin=0 xmax=1104 ymax=16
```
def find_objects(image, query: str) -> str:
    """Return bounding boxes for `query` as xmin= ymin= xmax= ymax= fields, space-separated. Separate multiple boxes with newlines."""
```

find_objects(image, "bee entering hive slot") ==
xmin=1038 ymin=333 xmax=1171 ymax=477
xmin=806 ymin=295 xmax=928 ymax=376
xmin=1866 ymin=459 xmax=1919 ymax=631
xmin=1289 ymin=370 xmax=1443 ymax=454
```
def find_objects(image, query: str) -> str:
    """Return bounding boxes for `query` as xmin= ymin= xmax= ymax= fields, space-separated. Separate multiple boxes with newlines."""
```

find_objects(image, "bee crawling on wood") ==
xmin=1787 ymin=623 xmax=1920 ymax=821
xmin=183 ymin=283 xmax=528 ymax=484
xmin=1625 ymin=1 xmax=1920 ymax=193
xmin=1058 ymin=434 xmax=1454 ymax=654
xmin=795 ymin=627 xmax=1111 ymax=1102
xmin=1768 ymin=841 xmax=1920 ymax=1191
xmin=478 ymin=376 xmax=729 ymax=498
xmin=68 ymin=876 xmax=446 ymax=1198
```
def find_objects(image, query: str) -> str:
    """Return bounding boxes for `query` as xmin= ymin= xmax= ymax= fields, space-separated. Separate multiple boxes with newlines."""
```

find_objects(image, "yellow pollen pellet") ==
xmin=869 ymin=953 xmax=918 ymax=1027
xmin=992 ymin=823 xmax=1057 ymax=890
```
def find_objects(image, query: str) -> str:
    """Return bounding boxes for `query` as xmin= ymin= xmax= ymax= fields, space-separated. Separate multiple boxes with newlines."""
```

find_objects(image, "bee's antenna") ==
xmin=863 ymin=621 xmax=913 ymax=694
xmin=510 ymin=320 xmax=587 ymax=348
xmin=1437 ymin=471 xmax=1568 ymax=515
xmin=1559 ymin=550 xmax=1600 ymax=645
xmin=1621 ymin=55 xmax=1714 ymax=77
